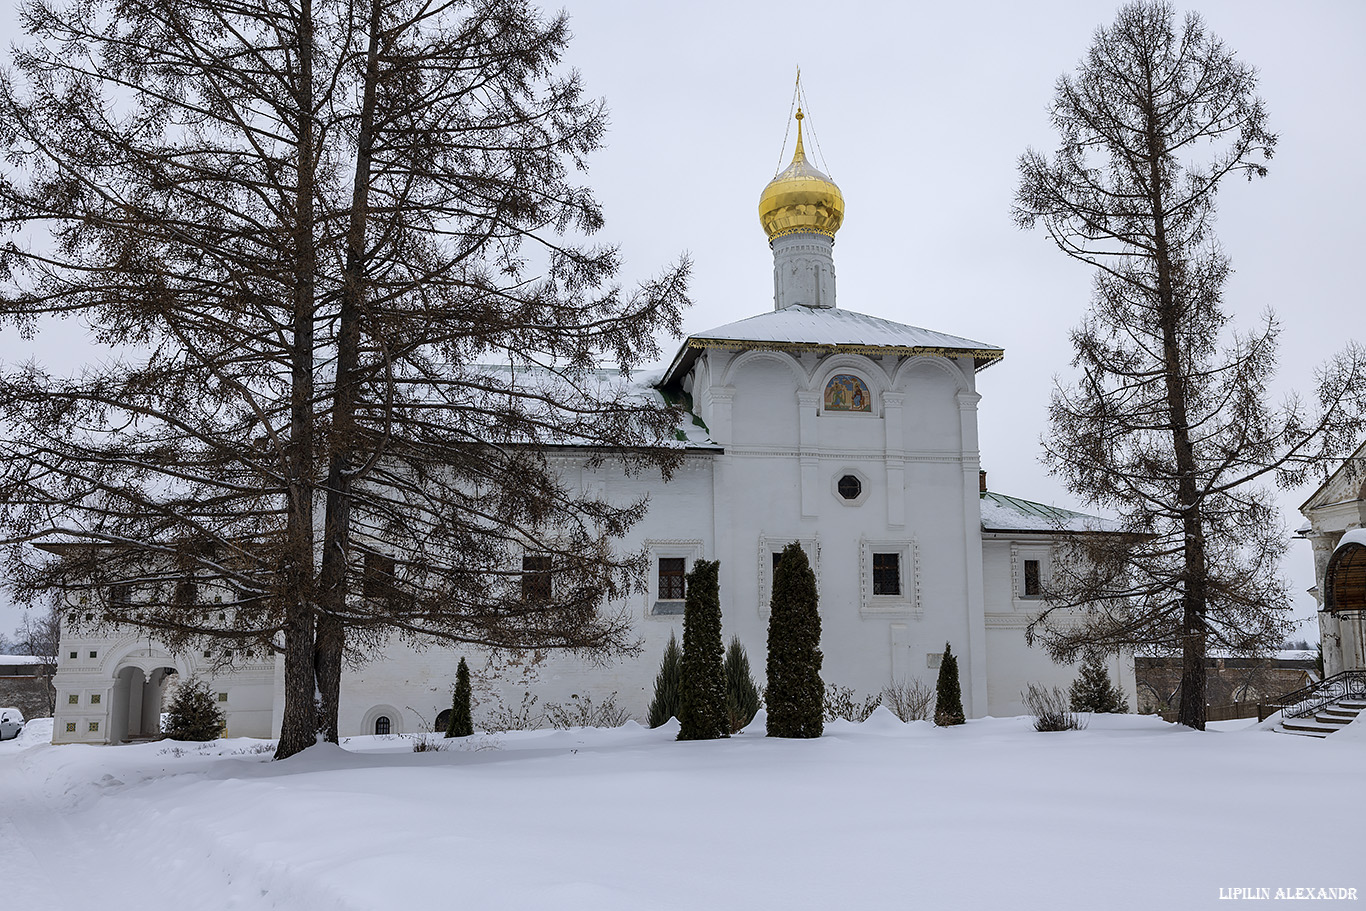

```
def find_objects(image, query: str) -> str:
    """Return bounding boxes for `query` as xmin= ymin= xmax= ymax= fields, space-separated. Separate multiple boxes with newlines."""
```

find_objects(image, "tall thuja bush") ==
xmin=934 ymin=642 xmax=965 ymax=726
xmin=724 ymin=636 xmax=761 ymax=733
xmin=1069 ymin=651 xmax=1128 ymax=714
xmin=677 ymin=559 xmax=728 ymax=740
xmin=445 ymin=657 xmax=473 ymax=737
xmin=766 ymin=542 xmax=823 ymax=738
xmin=647 ymin=632 xmax=682 ymax=728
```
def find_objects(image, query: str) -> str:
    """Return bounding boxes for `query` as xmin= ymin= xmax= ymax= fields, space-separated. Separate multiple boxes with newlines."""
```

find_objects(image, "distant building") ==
xmin=1134 ymin=652 xmax=1318 ymax=715
xmin=0 ymin=654 xmax=56 ymax=720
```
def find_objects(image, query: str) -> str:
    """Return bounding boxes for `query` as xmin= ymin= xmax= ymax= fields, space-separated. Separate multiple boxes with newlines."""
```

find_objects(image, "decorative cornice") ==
xmin=685 ymin=336 xmax=1004 ymax=366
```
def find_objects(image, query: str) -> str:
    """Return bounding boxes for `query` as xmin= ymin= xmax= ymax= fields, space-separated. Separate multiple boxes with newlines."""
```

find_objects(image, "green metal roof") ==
xmin=979 ymin=491 xmax=1117 ymax=533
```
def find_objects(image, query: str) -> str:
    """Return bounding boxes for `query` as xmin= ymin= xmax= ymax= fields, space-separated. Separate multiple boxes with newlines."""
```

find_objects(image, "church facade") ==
xmin=1298 ymin=443 xmax=1366 ymax=677
xmin=50 ymin=113 xmax=1135 ymax=744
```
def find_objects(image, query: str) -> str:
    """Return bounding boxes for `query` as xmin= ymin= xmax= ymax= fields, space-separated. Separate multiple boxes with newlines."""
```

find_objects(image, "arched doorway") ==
xmin=110 ymin=664 xmax=178 ymax=742
xmin=1325 ymin=540 xmax=1366 ymax=673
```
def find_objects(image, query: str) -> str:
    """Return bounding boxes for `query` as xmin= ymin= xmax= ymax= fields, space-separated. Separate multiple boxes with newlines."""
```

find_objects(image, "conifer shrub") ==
xmin=677 ymin=559 xmax=728 ymax=740
xmin=647 ymin=632 xmax=682 ymax=728
xmin=162 ymin=676 xmax=227 ymax=742
xmin=1024 ymin=682 xmax=1085 ymax=731
xmin=765 ymin=542 xmax=823 ymax=738
xmin=933 ymin=642 xmax=966 ymax=726
xmin=445 ymin=657 xmax=474 ymax=737
xmin=1068 ymin=650 xmax=1129 ymax=714
xmin=723 ymin=636 xmax=761 ymax=733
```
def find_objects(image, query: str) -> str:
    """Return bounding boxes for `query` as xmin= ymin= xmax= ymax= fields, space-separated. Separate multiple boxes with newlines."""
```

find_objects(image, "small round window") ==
xmin=837 ymin=475 xmax=862 ymax=501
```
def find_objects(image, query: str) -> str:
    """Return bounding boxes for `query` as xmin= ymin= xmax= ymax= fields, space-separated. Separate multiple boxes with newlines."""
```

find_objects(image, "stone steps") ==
xmin=1275 ymin=698 xmax=1360 ymax=738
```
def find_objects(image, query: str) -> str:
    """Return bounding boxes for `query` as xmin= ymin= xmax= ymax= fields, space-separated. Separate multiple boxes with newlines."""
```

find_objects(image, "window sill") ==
xmin=859 ymin=599 xmax=920 ymax=619
xmin=650 ymin=600 xmax=685 ymax=617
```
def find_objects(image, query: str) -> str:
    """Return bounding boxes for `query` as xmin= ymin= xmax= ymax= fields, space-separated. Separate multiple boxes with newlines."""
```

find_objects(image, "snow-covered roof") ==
xmin=1333 ymin=528 xmax=1366 ymax=555
xmin=664 ymin=306 xmax=1003 ymax=385
xmin=979 ymin=491 xmax=1120 ymax=533
xmin=476 ymin=364 xmax=717 ymax=449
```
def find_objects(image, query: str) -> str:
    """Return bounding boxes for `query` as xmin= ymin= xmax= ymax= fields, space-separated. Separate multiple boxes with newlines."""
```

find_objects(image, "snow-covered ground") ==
xmin=1 ymin=711 xmax=1361 ymax=910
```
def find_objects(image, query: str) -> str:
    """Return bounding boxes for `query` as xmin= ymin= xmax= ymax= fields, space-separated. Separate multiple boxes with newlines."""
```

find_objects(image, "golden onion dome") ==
xmin=758 ymin=109 xmax=844 ymax=242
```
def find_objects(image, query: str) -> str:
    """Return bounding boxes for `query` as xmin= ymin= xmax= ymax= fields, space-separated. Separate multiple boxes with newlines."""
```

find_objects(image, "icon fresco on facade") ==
xmin=824 ymin=374 xmax=871 ymax=412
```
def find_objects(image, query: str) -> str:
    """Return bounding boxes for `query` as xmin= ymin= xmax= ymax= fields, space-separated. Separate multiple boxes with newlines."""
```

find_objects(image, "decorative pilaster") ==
xmin=883 ymin=392 xmax=906 ymax=526
xmin=957 ymin=387 xmax=988 ymax=717
xmin=797 ymin=390 xmax=821 ymax=517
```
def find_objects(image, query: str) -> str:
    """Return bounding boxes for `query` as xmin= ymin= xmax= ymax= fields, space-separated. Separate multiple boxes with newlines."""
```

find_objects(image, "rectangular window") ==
xmin=173 ymin=580 xmax=198 ymax=608
xmin=658 ymin=558 xmax=686 ymax=600
xmin=873 ymin=553 xmax=901 ymax=596
xmin=1024 ymin=559 xmax=1041 ymax=597
xmin=363 ymin=553 xmax=397 ymax=602
xmin=521 ymin=555 xmax=553 ymax=602
xmin=90 ymin=694 xmax=101 ymax=705
xmin=89 ymin=651 xmax=97 ymax=659
xmin=69 ymin=651 xmax=77 ymax=660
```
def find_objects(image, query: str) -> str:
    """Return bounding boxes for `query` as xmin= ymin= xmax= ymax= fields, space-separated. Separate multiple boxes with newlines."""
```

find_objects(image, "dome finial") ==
xmin=758 ymin=95 xmax=844 ymax=243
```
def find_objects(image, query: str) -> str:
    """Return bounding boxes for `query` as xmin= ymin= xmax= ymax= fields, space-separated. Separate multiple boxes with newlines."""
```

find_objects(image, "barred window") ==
xmin=1024 ymin=559 xmax=1041 ymax=597
xmin=374 ymin=716 xmax=391 ymax=735
xmin=658 ymin=558 xmax=686 ymax=600
xmin=521 ymin=555 xmax=553 ymax=602
xmin=872 ymin=553 xmax=901 ymax=596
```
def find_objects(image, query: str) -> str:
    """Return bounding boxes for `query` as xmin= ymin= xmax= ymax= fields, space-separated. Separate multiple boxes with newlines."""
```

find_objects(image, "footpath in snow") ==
xmin=1 ymin=710 xmax=1362 ymax=911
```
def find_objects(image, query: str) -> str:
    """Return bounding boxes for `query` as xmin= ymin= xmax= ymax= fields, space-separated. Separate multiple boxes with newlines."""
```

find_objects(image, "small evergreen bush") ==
xmin=163 ymin=676 xmax=226 ymax=742
xmin=445 ymin=657 xmax=474 ymax=737
xmin=766 ymin=542 xmax=823 ymax=738
xmin=933 ymin=642 xmax=965 ymax=726
xmin=1024 ymin=682 xmax=1085 ymax=731
xmin=677 ymin=559 xmax=728 ymax=740
xmin=723 ymin=636 xmax=761 ymax=733
xmin=647 ymin=631 xmax=682 ymax=728
xmin=1068 ymin=651 xmax=1128 ymax=714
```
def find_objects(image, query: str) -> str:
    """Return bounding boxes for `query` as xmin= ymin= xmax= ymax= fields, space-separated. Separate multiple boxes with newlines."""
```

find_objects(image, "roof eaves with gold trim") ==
xmin=662 ymin=306 xmax=1003 ymax=387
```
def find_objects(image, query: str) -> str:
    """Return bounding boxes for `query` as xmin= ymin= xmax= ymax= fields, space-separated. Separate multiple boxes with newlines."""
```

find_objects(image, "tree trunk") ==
xmin=313 ymin=0 xmax=383 ymax=743
xmin=1144 ymin=94 xmax=1208 ymax=731
xmin=275 ymin=0 xmax=320 ymax=760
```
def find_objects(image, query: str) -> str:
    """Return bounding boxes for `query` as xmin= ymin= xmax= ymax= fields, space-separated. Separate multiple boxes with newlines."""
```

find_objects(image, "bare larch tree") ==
xmin=1013 ymin=0 xmax=1366 ymax=729
xmin=0 ymin=0 xmax=690 ymax=758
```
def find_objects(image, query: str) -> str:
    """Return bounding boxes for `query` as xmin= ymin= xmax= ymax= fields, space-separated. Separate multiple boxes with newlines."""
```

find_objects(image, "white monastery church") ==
xmin=50 ymin=112 xmax=1135 ymax=744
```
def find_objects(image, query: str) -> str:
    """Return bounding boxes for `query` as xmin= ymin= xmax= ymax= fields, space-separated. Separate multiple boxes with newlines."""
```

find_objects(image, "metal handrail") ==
xmin=1258 ymin=670 xmax=1366 ymax=722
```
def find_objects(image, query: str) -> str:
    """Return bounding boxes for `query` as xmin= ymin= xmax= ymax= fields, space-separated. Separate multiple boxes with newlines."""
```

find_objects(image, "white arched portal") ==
xmin=108 ymin=644 xmax=185 ymax=742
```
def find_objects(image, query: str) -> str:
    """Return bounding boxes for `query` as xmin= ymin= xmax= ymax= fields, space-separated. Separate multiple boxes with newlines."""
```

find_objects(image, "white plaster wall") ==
xmin=56 ymin=334 xmax=1141 ymax=739
xmin=52 ymin=623 xmax=275 ymax=743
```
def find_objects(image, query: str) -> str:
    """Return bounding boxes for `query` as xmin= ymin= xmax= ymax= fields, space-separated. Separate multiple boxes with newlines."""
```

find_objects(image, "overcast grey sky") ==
xmin=1 ymin=0 xmax=1363 ymax=640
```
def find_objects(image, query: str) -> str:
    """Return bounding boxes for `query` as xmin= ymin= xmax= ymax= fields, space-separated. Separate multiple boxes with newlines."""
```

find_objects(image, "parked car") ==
xmin=0 ymin=707 xmax=24 ymax=741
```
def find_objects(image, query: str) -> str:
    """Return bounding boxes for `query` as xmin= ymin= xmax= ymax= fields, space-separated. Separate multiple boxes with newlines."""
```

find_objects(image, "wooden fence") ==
xmin=1158 ymin=702 xmax=1261 ymax=724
